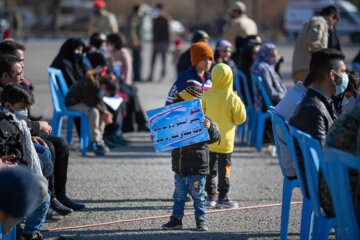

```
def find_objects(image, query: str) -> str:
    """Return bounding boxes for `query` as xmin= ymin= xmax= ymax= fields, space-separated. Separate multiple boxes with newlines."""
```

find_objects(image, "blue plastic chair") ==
xmin=289 ymin=126 xmax=337 ymax=239
xmin=0 ymin=224 xmax=16 ymax=240
xmin=287 ymin=125 xmax=314 ymax=240
xmin=270 ymin=112 xmax=300 ymax=240
xmin=47 ymin=67 xmax=90 ymax=155
xmin=324 ymin=148 xmax=360 ymax=240
xmin=239 ymin=70 xmax=257 ymax=146
xmin=251 ymin=74 xmax=273 ymax=152
xmin=353 ymin=62 xmax=360 ymax=76
xmin=233 ymin=70 xmax=246 ymax=142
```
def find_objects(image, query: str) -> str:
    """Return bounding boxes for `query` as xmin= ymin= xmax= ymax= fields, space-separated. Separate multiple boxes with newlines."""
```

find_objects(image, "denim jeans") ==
xmin=34 ymin=143 xmax=53 ymax=178
xmin=23 ymin=193 xmax=50 ymax=234
xmin=172 ymin=173 xmax=206 ymax=219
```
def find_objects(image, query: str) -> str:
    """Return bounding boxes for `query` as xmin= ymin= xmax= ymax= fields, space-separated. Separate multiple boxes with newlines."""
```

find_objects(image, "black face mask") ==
xmin=74 ymin=53 xmax=83 ymax=62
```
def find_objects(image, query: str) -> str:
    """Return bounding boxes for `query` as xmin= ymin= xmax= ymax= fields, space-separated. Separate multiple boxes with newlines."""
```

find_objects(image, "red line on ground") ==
xmin=41 ymin=201 xmax=303 ymax=232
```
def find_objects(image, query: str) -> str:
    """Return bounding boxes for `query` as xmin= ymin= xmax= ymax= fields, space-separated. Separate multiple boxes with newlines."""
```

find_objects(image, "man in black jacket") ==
xmin=290 ymin=48 xmax=346 ymax=144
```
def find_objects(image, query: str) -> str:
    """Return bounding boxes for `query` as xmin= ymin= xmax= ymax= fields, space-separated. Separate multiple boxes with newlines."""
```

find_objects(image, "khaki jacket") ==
xmin=223 ymin=14 xmax=258 ymax=46
xmin=91 ymin=10 xmax=118 ymax=34
xmin=292 ymin=16 xmax=328 ymax=74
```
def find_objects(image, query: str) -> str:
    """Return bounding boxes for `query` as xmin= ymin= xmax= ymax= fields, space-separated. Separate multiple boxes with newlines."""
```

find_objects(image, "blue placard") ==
xmin=147 ymin=99 xmax=210 ymax=152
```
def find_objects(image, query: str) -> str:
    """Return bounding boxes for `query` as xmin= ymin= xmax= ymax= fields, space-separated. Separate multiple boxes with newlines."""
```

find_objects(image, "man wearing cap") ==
xmin=223 ymin=1 xmax=258 ymax=47
xmin=176 ymin=30 xmax=209 ymax=74
xmin=292 ymin=5 xmax=340 ymax=84
xmin=165 ymin=41 xmax=214 ymax=106
xmin=89 ymin=0 xmax=118 ymax=34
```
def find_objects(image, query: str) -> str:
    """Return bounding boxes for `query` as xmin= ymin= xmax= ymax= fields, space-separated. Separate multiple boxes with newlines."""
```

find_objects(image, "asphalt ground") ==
xmin=23 ymin=39 xmax=358 ymax=239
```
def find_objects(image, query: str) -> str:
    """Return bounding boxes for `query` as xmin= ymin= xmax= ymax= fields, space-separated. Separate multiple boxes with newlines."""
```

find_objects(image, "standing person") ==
xmin=223 ymin=1 xmax=258 ymax=47
xmin=89 ymin=0 xmax=118 ymax=34
xmin=203 ymin=63 xmax=246 ymax=209
xmin=147 ymin=3 xmax=171 ymax=82
xmin=165 ymin=41 xmax=213 ymax=106
xmin=292 ymin=5 xmax=339 ymax=84
xmin=176 ymin=30 xmax=209 ymax=74
xmin=161 ymin=87 xmax=220 ymax=231
xmin=126 ymin=5 xmax=144 ymax=82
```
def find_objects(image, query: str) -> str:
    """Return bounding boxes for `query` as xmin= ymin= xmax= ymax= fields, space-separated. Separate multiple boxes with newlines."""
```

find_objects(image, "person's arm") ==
xmin=109 ymin=13 xmax=119 ymax=33
xmin=306 ymin=21 xmax=327 ymax=51
xmin=231 ymin=96 xmax=246 ymax=125
xmin=206 ymin=120 xmax=220 ymax=145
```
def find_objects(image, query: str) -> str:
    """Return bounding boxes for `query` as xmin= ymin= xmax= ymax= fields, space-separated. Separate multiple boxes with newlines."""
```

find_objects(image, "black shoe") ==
xmin=91 ymin=142 xmax=105 ymax=156
xmin=46 ymin=208 xmax=62 ymax=222
xmin=20 ymin=232 xmax=44 ymax=240
xmin=58 ymin=196 xmax=85 ymax=211
xmin=50 ymin=198 xmax=73 ymax=216
xmin=196 ymin=217 xmax=208 ymax=231
xmin=162 ymin=216 xmax=183 ymax=230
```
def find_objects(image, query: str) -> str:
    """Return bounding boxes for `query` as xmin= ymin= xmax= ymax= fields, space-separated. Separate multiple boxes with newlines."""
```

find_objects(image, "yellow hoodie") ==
xmin=202 ymin=63 xmax=246 ymax=153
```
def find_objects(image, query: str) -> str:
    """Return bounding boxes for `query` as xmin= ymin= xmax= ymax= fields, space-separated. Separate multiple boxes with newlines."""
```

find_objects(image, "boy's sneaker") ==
xmin=20 ymin=232 xmax=44 ymax=240
xmin=216 ymin=197 xmax=239 ymax=209
xmin=162 ymin=216 xmax=183 ymax=230
xmin=91 ymin=142 xmax=105 ymax=156
xmin=196 ymin=217 xmax=209 ymax=231
xmin=206 ymin=193 xmax=218 ymax=207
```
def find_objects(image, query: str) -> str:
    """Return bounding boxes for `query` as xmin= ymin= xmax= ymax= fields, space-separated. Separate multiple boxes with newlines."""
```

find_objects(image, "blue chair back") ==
xmin=251 ymin=74 xmax=273 ymax=110
xmin=47 ymin=67 xmax=69 ymax=113
xmin=287 ymin=125 xmax=312 ymax=199
xmin=233 ymin=71 xmax=243 ymax=102
xmin=270 ymin=112 xmax=291 ymax=178
xmin=325 ymin=148 xmax=360 ymax=240
xmin=353 ymin=62 xmax=360 ymax=76
xmin=238 ymin=69 xmax=254 ymax=108
xmin=298 ymin=131 xmax=331 ymax=218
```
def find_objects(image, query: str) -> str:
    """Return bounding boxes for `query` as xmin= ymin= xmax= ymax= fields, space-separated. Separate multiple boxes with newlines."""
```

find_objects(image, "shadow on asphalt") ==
xmin=44 ymin=229 xmax=300 ymax=240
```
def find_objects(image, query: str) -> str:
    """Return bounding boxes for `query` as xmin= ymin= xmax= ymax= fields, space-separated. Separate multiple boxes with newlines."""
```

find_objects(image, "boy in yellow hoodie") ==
xmin=202 ymin=63 xmax=246 ymax=208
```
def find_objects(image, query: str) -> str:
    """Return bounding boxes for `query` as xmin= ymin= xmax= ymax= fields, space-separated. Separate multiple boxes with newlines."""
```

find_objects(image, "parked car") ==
xmin=284 ymin=0 xmax=360 ymax=42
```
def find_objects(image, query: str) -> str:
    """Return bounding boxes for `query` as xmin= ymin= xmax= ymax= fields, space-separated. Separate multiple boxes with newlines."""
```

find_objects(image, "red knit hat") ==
xmin=190 ymin=42 xmax=214 ymax=66
xmin=94 ymin=0 xmax=106 ymax=8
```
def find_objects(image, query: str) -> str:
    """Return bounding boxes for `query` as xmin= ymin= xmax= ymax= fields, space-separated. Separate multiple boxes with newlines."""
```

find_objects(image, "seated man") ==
xmin=290 ymin=48 xmax=347 ymax=206
xmin=290 ymin=48 xmax=346 ymax=143
xmin=65 ymin=69 xmax=114 ymax=155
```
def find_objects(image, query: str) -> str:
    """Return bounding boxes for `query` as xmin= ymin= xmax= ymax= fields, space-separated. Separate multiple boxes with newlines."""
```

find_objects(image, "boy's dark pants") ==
xmin=205 ymin=152 xmax=232 ymax=199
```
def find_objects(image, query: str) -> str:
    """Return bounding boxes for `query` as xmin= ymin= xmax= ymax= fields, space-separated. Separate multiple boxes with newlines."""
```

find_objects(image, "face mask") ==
xmin=333 ymin=71 xmax=349 ymax=96
xmin=98 ymin=90 xmax=105 ymax=99
xmin=14 ymin=109 xmax=28 ymax=121
xmin=74 ymin=53 xmax=83 ymax=62
xmin=268 ymin=57 xmax=277 ymax=66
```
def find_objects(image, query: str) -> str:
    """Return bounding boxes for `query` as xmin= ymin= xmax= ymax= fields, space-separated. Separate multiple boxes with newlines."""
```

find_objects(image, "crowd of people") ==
xmin=0 ymin=0 xmax=359 ymax=238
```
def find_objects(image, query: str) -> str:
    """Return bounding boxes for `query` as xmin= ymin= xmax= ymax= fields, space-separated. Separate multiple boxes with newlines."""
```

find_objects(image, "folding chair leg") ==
xmin=80 ymin=116 xmax=89 ymax=156
xmin=280 ymin=178 xmax=294 ymax=240
xmin=300 ymin=198 xmax=313 ymax=240
xmin=256 ymin=114 xmax=267 ymax=152
xmin=66 ymin=116 xmax=74 ymax=145
xmin=312 ymin=216 xmax=335 ymax=240
xmin=51 ymin=114 xmax=63 ymax=137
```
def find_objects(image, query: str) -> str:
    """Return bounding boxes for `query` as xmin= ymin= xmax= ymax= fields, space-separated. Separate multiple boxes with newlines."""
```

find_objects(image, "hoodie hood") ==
xmin=211 ymin=63 xmax=233 ymax=95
